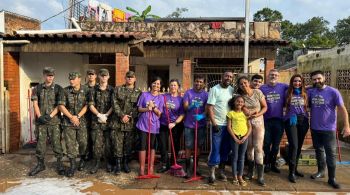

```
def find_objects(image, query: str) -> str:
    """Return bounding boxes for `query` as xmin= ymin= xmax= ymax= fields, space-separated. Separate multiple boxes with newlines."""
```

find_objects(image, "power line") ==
xmin=40 ymin=0 xmax=86 ymax=24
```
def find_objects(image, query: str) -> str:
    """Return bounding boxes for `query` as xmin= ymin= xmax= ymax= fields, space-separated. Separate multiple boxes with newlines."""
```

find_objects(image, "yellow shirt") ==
xmin=227 ymin=110 xmax=248 ymax=137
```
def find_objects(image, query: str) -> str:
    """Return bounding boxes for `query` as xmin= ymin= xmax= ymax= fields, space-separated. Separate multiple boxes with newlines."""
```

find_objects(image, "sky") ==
xmin=1 ymin=0 xmax=350 ymax=30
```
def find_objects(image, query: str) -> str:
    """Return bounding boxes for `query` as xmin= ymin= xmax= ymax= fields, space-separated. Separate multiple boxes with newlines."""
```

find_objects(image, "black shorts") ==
xmin=139 ymin=130 xmax=157 ymax=151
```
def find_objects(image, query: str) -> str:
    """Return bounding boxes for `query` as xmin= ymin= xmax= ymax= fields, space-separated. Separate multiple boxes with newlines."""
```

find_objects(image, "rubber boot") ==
xmin=264 ymin=156 xmax=271 ymax=173
xmin=114 ymin=158 xmax=122 ymax=175
xmin=244 ymin=160 xmax=255 ymax=180
xmin=56 ymin=157 xmax=65 ymax=175
xmin=256 ymin=164 xmax=266 ymax=186
xmin=28 ymin=157 xmax=46 ymax=176
xmin=218 ymin=163 xmax=227 ymax=181
xmin=270 ymin=155 xmax=281 ymax=173
xmin=288 ymin=163 xmax=296 ymax=183
xmin=77 ymin=155 xmax=86 ymax=171
xmin=310 ymin=161 xmax=325 ymax=179
xmin=185 ymin=158 xmax=193 ymax=178
xmin=208 ymin=165 xmax=216 ymax=185
xmin=90 ymin=158 xmax=100 ymax=174
xmin=327 ymin=166 xmax=340 ymax=189
xmin=157 ymin=157 xmax=170 ymax=173
xmin=123 ymin=155 xmax=131 ymax=173
xmin=66 ymin=158 xmax=76 ymax=177
xmin=139 ymin=151 xmax=146 ymax=176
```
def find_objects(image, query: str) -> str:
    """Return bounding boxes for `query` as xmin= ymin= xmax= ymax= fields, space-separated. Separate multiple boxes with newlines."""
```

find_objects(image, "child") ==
xmin=227 ymin=95 xmax=252 ymax=186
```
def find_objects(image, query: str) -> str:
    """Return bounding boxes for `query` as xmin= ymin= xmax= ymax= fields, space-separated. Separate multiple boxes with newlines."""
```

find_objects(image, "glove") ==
xmin=37 ymin=114 xmax=51 ymax=124
xmin=290 ymin=114 xmax=297 ymax=126
xmin=213 ymin=125 xmax=221 ymax=133
xmin=97 ymin=113 xmax=107 ymax=124
xmin=193 ymin=113 xmax=206 ymax=121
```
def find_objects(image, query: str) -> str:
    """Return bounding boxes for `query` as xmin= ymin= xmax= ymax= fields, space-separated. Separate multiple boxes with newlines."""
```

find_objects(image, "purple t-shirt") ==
xmin=136 ymin=92 xmax=164 ymax=134
xmin=183 ymin=89 xmax=208 ymax=128
xmin=308 ymin=86 xmax=344 ymax=131
xmin=260 ymin=83 xmax=288 ymax=119
xmin=284 ymin=94 xmax=308 ymax=120
xmin=160 ymin=93 xmax=184 ymax=125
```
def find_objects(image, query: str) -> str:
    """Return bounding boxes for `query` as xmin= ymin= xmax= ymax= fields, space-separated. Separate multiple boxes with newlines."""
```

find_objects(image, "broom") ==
xmin=163 ymin=95 xmax=186 ymax=177
xmin=136 ymin=111 xmax=160 ymax=179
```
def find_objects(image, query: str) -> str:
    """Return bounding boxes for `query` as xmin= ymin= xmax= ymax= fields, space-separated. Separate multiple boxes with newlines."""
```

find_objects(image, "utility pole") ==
xmin=244 ymin=0 xmax=250 ymax=74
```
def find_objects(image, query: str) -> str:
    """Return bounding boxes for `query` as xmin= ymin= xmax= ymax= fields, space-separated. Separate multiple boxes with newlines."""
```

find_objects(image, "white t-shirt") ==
xmin=207 ymin=84 xmax=234 ymax=125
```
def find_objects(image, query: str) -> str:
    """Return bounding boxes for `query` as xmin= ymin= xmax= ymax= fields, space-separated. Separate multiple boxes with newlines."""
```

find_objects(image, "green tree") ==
xmin=166 ymin=7 xmax=189 ymax=18
xmin=334 ymin=16 xmax=350 ymax=45
xmin=126 ymin=5 xmax=160 ymax=22
xmin=253 ymin=7 xmax=283 ymax=22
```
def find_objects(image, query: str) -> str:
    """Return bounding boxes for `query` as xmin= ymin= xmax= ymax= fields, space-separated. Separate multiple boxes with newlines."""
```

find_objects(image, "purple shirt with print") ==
xmin=308 ymin=86 xmax=344 ymax=131
xmin=160 ymin=93 xmax=184 ymax=126
xmin=284 ymin=94 xmax=308 ymax=120
xmin=260 ymin=83 xmax=288 ymax=119
xmin=183 ymin=89 xmax=208 ymax=128
xmin=136 ymin=92 xmax=164 ymax=134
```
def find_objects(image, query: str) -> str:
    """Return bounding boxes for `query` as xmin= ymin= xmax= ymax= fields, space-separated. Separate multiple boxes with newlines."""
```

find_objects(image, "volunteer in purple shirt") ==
xmin=260 ymin=69 xmax=288 ymax=173
xmin=136 ymin=76 xmax=164 ymax=176
xmin=308 ymin=70 xmax=350 ymax=189
xmin=284 ymin=74 xmax=309 ymax=183
xmin=183 ymin=74 xmax=208 ymax=178
xmin=157 ymin=79 xmax=185 ymax=173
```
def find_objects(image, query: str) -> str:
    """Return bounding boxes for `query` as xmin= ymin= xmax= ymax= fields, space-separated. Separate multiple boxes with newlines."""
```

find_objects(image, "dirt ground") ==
xmin=1 ymin=147 xmax=350 ymax=194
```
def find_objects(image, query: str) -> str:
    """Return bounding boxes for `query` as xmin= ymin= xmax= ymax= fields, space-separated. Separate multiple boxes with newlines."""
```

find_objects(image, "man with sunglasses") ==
xmin=110 ymin=71 xmax=141 ymax=175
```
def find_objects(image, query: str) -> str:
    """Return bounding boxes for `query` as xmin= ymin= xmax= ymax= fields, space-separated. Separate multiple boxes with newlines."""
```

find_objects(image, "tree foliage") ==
xmin=166 ymin=7 xmax=189 ymax=18
xmin=253 ymin=7 xmax=283 ymax=22
xmin=334 ymin=16 xmax=350 ymax=45
xmin=126 ymin=5 xmax=160 ymax=22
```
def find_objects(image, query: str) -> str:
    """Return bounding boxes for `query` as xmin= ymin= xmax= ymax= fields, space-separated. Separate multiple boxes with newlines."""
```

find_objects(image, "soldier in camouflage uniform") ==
xmin=88 ymin=69 xmax=114 ymax=174
xmin=85 ymin=69 xmax=97 ymax=161
xmin=110 ymin=71 xmax=141 ymax=175
xmin=58 ymin=72 xmax=89 ymax=177
xmin=29 ymin=67 xmax=65 ymax=176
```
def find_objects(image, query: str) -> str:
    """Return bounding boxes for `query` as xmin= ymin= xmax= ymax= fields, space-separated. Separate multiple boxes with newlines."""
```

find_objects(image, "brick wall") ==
xmin=115 ymin=53 xmax=129 ymax=86
xmin=182 ymin=59 xmax=192 ymax=91
xmin=264 ymin=59 xmax=275 ymax=82
xmin=3 ymin=52 xmax=21 ymax=151
xmin=4 ymin=12 xmax=40 ymax=34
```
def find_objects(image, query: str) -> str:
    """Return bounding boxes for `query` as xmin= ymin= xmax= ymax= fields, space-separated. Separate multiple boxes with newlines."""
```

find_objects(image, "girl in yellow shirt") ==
xmin=227 ymin=95 xmax=252 ymax=186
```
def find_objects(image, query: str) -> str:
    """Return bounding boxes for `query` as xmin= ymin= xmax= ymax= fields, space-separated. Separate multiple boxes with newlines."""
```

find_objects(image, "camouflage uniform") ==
xmin=85 ymin=69 xmax=97 ymax=160
xmin=58 ymin=84 xmax=89 ymax=159
xmin=110 ymin=84 xmax=141 ymax=158
xmin=28 ymin=67 xmax=65 ymax=176
xmin=88 ymin=85 xmax=114 ymax=160
xmin=31 ymin=83 xmax=63 ymax=159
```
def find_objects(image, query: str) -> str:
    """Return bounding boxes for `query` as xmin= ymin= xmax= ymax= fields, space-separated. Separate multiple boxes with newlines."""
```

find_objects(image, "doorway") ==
xmin=148 ymin=65 xmax=169 ymax=92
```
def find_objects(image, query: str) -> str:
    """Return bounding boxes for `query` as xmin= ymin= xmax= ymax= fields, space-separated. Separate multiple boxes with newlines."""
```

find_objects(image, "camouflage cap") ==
xmin=68 ymin=72 xmax=81 ymax=80
xmin=86 ymin=69 xmax=96 ymax=75
xmin=126 ymin=71 xmax=135 ymax=77
xmin=99 ymin=68 xmax=109 ymax=76
xmin=43 ymin=67 xmax=55 ymax=75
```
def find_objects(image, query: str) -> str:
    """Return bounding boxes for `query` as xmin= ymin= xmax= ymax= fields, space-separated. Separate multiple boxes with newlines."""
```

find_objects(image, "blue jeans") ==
xmin=231 ymin=137 xmax=248 ymax=176
xmin=207 ymin=125 xmax=231 ymax=166
xmin=263 ymin=118 xmax=284 ymax=164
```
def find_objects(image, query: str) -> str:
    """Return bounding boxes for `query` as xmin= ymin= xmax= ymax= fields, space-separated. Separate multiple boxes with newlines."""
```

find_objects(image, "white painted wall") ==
xmin=19 ymin=53 xmax=88 ymax=145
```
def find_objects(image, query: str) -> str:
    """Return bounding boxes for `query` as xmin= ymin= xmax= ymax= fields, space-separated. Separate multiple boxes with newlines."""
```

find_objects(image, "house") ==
xmin=1 ymin=13 xmax=287 ymax=151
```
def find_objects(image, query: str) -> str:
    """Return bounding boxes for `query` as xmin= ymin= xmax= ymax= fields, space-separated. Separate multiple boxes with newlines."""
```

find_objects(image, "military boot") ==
xmin=106 ymin=158 xmax=113 ymax=173
xmin=123 ymin=155 xmax=131 ymax=173
xmin=90 ymin=159 xmax=100 ymax=174
xmin=66 ymin=158 xmax=76 ymax=177
xmin=114 ymin=158 xmax=122 ymax=175
xmin=244 ymin=160 xmax=255 ymax=180
xmin=56 ymin=157 xmax=66 ymax=175
xmin=77 ymin=155 xmax=86 ymax=171
xmin=28 ymin=157 xmax=46 ymax=176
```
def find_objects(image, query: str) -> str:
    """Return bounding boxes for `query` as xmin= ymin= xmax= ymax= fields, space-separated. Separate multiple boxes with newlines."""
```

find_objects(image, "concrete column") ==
xmin=182 ymin=59 xmax=192 ymax=91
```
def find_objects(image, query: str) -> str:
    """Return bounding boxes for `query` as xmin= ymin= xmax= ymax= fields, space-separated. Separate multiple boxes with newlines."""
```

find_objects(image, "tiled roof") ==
xmin=0 ymin=31 xmax=149 ymax=40
xmin=145 ymin=38 xmax=288 ymax=44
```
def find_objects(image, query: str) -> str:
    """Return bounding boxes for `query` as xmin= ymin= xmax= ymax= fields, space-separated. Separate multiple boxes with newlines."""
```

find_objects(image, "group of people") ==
xmin=29 ymin=66 xmax=350 ymax=189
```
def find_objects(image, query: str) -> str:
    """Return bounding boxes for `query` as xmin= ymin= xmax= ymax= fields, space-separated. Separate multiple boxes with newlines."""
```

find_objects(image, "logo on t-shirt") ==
xmin=166 ymin=100 xmax=176 ymax=110
xmin=291 ymin=96 xmax=304 ymax=107
xmin=191 ymin=97 xmax=204 ymax=108
xmin=266 ymin=92 xmax=280 ymax=103
xmin=312 ymin=95 xmax=325 ymax=107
